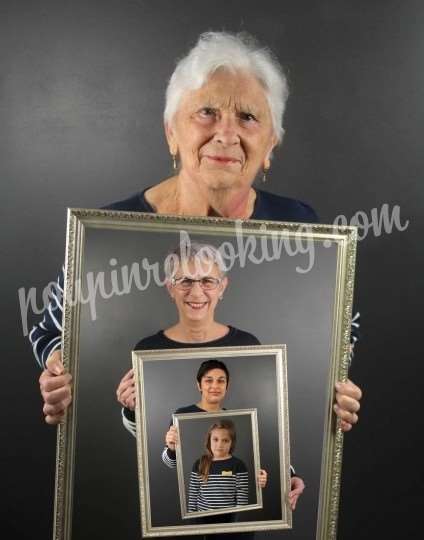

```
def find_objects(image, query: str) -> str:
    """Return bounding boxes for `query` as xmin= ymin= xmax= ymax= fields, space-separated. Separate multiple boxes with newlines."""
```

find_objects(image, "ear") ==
xmin=220 ymin=276 xmax=229 ymax=296
xmin=165 ymin=280 xmax=175 ymax=300
xmin=196 ymin=381 xmax=202 ymax=393
xmin=165 ymin=121 xmax=178 ymax=156
xmin=264 ymin=133 xmax=280 ymax=169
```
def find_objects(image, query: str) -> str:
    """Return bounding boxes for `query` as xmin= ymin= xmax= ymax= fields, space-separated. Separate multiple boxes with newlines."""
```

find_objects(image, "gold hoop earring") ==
xmin=262 ymin=167 xmax=269 ymax=183
xmin=171 ymin=153 xmax=177 ymax=171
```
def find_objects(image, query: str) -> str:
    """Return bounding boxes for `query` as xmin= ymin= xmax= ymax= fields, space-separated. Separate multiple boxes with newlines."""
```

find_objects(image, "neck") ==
xmin=197 ymin=399 xmax=223 ymax=412
xmin=147 ymin=175 xmax=256 ymax=218
xmin=166 ymin=320 xmax=228 ymax=343
xmin=177 ymin=172 xmax=255 ymax=218
xmin=212 ymin=454 xmax=231 ymax=461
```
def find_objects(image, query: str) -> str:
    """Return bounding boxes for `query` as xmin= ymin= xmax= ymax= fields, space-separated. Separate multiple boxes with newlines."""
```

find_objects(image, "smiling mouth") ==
xmin=204 ymin=155 xmax=240 ymax=164
xmin=186 ymin=302 xmax=207 ymax=310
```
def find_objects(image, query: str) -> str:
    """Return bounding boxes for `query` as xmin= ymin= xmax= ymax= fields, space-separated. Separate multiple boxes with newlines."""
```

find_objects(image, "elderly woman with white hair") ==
xmin=34 ymin=32 xmax=361 ymax=455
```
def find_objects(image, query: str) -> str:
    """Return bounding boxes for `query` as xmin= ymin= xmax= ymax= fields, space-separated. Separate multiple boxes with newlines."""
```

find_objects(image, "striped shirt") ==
xmin=188 ymin=456 xmax=248 ymax=512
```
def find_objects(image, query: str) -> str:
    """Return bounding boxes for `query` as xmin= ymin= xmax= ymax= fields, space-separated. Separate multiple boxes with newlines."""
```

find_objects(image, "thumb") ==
xmin=46 ymin=350 xmax=64 ymax=375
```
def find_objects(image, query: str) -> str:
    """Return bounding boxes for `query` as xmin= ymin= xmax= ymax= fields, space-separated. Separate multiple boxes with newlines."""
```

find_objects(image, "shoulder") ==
xmin=231 ymin=456 xmax=248 ymax=472
xmin=101 ymin=190 xmax=154 ymax=213
xmin=253 ymin=190 xmax=319 ymax=223
xmin=169 ymin=405 xmax=202 ymax=428
xmin=133 ymin=331 xmax=165 ymax=350
xmin=227 ymin=326 xmax=261 ymax=346
xmin=174 ymin=404 xmax=201 ymax=414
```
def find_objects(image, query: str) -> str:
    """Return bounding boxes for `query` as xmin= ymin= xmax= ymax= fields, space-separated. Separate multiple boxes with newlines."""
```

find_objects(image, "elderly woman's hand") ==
xmin=39 ymin=350 xmax=72 ymax=424
xmin=334 ymin=379 xmax=362 ymax=432
xmin=116 ymin=369 xmax=136 ymax=410
xmin=165 ymin=425 xmax=179 ymax=451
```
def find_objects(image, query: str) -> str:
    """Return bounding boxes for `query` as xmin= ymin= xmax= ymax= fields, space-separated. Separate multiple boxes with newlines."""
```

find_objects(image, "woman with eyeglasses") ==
xmin=140 ymin=242 xmax=258 ymax=348
xmin=116 ymin=241 xmax=262 ymax=422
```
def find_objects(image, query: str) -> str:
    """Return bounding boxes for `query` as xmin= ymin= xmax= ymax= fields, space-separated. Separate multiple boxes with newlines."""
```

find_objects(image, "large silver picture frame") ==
xmin=132 ymin=345 xmax=291 ymax=536
xmin=57 ymin=208 xmax=356 ymax=540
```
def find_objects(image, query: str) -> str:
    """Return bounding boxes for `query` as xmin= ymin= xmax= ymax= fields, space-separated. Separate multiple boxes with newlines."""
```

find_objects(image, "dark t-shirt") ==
xmin=134 ymin=326 xmax=260 ymax=351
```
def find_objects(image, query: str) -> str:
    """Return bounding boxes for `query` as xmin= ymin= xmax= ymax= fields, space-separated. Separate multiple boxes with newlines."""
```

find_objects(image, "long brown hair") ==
xmin=198 ymin=420 xmax=236 ymax=482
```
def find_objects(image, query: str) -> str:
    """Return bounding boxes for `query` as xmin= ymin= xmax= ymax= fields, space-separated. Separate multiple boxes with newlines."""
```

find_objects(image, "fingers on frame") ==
xmin=43 ymin=394 xmax=72 ymax=416
xmin=335 ymin=392 xmax=361 ymax=413
xmin=116 ymin=381 xmax=135 ymax=400
xmin=338 ymin=379 xmax=363 ymax=400
xmin=45 ymin=414 xmax=63 ymax=425
xmin=42 ymin=385 xmax=72 ymax=405
xmin=340 ymin=420 xmax=353 ymax=432
xmin=120 ymin=386 xmax=136 ymax=402
xmin=40 ymin=373 xmax=72 ymax=393
xmin=334 ymin=404 xmax=358 ymax=424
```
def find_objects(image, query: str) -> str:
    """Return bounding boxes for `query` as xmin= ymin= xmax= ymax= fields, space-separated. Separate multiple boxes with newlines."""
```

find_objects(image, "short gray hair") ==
xmin=164 ymin=242 xmax=227 ymax=280
xmin=164 ymin=31 xmax=289 ymax=142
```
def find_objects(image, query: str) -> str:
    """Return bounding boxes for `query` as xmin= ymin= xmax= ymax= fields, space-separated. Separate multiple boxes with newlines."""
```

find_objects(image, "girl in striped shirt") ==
xmin=188 ymin=419 xmax=265 ymax=514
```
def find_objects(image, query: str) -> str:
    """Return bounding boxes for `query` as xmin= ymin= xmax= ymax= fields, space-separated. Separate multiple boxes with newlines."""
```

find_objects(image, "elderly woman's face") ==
xmin=167 ymin=257 xmax=227 ymax=323
xmin=166 ymin=69 xmax=277 ymax=192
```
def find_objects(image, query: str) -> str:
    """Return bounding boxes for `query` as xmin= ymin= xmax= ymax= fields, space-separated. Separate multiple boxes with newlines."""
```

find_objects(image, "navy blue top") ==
xmin=105 ymin=187 xmax=319 ymax=223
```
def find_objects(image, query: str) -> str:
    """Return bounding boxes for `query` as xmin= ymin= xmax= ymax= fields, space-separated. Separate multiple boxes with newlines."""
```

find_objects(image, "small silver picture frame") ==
xmin=174 ymin=408 xmax=263 ymax=520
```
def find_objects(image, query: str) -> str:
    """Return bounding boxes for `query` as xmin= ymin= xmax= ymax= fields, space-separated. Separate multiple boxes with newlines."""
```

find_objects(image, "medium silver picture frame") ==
xmin=132 ymin=345 xmax=291 ymax=536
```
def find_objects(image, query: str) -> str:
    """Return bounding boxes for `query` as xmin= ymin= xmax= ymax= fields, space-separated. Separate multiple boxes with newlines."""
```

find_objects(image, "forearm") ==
xmin=162 ymin=446 xmax=176 ymax=468
xmin=121 ymin=408 xmax=136 ymax=437
xmin=28 ymin=268 xmax=64 ymax=368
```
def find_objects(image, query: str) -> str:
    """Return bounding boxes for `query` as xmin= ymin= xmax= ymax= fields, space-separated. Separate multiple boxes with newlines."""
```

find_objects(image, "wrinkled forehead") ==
xmin=180 ymin=68 xmax=271 ymax=115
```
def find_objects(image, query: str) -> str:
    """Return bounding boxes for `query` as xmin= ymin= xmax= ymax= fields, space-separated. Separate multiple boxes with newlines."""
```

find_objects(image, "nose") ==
xmin=187 ymin=280 xmax=206 ymax=296
xmin=213 ymin=114 xmax=240 ymax=147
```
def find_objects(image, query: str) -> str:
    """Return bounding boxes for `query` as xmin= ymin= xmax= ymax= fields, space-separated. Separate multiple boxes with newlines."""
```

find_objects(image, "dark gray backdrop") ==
xmin=2 ymin=1 xmax=423 ymax=539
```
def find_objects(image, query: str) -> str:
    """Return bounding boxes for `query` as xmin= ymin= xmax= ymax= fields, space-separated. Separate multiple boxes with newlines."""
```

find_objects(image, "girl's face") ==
xmin=210 ymin=428 xmax=232 ymax=460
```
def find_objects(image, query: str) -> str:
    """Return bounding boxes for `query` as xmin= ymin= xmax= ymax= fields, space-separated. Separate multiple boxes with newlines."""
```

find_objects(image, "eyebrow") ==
xmin=235 ymin=102 xmax=259 ymax=114
xmin=195 ymin=94 xmax=261 ymax=115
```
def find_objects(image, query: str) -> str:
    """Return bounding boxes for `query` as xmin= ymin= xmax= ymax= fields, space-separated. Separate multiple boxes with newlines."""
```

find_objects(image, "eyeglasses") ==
xmin=171 ymin=277 xmax=222 ymax=291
